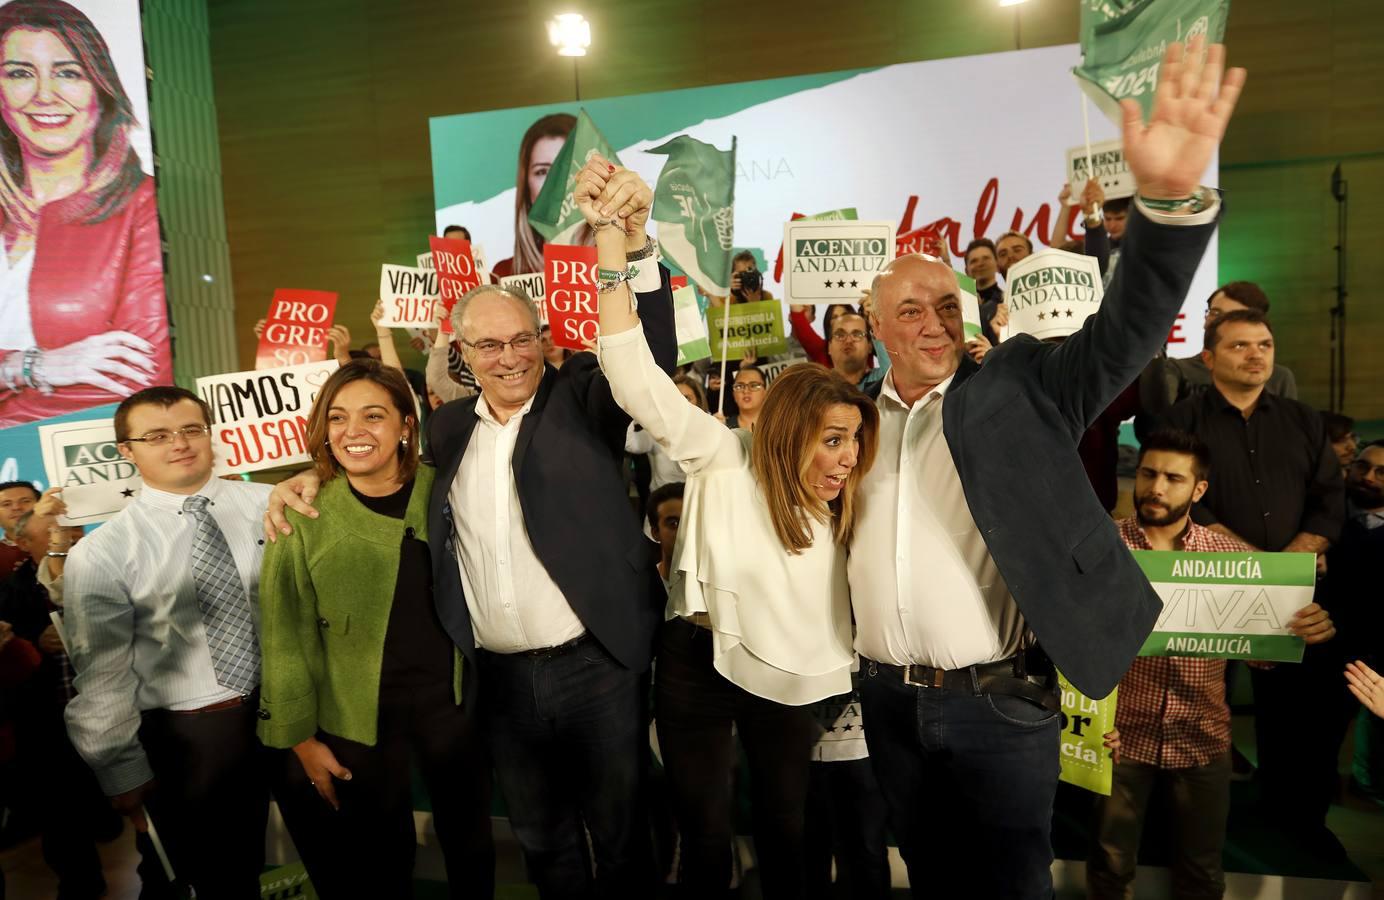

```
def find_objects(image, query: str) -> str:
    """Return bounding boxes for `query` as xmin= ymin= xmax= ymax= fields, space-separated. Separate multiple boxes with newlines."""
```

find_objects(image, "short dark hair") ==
xmin=443 ymin=225 xmax=471 ymax=241
xmin=734 ymin=365 xmax=766 ymax=384
xmin=114 ymin=386 xmax=212 ymax=442
xmin=646 ymin=482 xmax=685 ymax=532
xmin=996 ymin=230 xmax=1033 ymax=253
xmin=1210 ymin=281 xmax=1270 ymax=315
xmin=1104 ymin=197 xmax=1131 ymax=215
xmin=732 ymin=250 xmax=756 ymax=267
xmin=1138 ymin=429 xmax=1212 ymax=482
xmin=1204 ymin=308 xmax=1272 ymax=352
xmin=821 ymin=303 xmax=858 ymax=328
xmin=0 ymin=481 xmax=39 ymax=501
xmin=1322 ymin=412 xmax=1355 ymax=443
xmin=964 ymin=238 xmax=996 ymax=264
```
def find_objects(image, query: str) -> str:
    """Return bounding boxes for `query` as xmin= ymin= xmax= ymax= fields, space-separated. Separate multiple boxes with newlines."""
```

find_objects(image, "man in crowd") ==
xmin=1331 ymin=441 xmax=1384 ymax=802
xmin=63 ymin=386 xmax=275 ymax=899
xmin=1088 ymin=429 xmax=1335 ymax=898
xmin=443 ymin=224 xmax=472 ymax=241
xmin=269 ymin=174 xmax=676 ymax=898
xmin=646 ymin=481 xmax=683 ymax=587
xmin=853 ymin=37 xmax=1243 ymax=898
xmin=964 ymin=237 xmax=1006 ymax=346
xmin=827 ymin=311 xmax=884 ymax=397
xmin=1142 ymin=281 xmax=1298 ymax=419
xmin=1160 ymin=308 xmax=1346 ymax=854
xmin=0 ymin=481 xmax=38 ymax=580
xmin=994 ymin=230 xmax=1032 ymax=277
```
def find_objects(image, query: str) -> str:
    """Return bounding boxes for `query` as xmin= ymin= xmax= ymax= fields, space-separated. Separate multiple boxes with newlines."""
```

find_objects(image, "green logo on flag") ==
xmin=528 ymin=109 xmax=621 ymax=245
xmin=649 ymin=135 xmax=737 ymax=297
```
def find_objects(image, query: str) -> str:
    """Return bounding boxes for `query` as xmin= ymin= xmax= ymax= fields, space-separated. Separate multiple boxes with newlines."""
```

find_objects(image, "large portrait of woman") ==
xmin=489 ymin=112 xmax=593 ymax=279
xmin=0 ymin=0 xmax=167 ymax=428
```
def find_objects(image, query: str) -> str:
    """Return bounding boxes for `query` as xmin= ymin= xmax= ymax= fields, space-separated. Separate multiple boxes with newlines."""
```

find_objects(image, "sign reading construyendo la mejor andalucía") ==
xmin=1134 ymin=550 xmax=1317 ymax=663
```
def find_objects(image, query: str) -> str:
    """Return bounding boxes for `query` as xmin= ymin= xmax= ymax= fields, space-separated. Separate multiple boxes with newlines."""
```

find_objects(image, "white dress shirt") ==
xmin=599 ymin=324 xmax=853 ymax=705
xmin=0 ymin=248 xmax=35 ymax=350
xmin=850 ymin=371 xmax=1027 ymax=669
xmin=63 ymin=475 xmax=273 ymax=795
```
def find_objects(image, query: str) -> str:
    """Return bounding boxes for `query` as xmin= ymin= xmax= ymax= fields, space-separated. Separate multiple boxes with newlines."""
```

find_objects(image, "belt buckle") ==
xmin=903 ymin=665 xmax=945 ymax=689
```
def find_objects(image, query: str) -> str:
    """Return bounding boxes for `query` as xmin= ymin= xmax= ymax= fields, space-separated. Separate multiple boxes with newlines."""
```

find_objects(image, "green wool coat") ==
xmin=256 ymin=465 xmax=462 ymax=748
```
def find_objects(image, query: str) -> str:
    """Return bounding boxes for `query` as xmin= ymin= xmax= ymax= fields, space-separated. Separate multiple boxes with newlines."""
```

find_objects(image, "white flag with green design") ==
xmin=649 ymin=135 xmax=736 ymax=297
xmin=1135 ymin=550 xmax=1315 ymax=663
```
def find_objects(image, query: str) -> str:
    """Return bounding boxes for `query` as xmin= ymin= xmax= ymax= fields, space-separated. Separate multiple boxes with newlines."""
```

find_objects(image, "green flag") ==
xmin=1073 ymin=0 xmax=1230 ymax=124
xmin=527 ymin=109 xmax=621 ymax=244
xmin=649 ymin=135 xmax=737 ymax=297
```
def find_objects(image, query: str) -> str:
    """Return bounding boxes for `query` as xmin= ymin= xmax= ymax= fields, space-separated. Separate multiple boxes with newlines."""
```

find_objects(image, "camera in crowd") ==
xmin=736 ymin=269 xmax=763 ymax=294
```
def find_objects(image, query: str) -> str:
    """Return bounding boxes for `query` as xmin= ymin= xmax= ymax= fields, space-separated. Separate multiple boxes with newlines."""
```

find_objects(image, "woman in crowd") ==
xmin=626 ymin=373 xmax=706 ymax=492
xmin=0 ymin=0 xmax=167 ymax=427
xmin=257 ymin=360 xmax=493 ymax=899
xmin=724 ymin=365 xmax=767 ymax=431
xmin=581 ymin=160 xmax=879 ymax=899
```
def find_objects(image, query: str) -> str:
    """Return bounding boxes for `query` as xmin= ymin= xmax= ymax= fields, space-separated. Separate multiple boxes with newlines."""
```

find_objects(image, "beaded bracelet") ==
xmin=21 ymin=347 xmax=40 ymax=390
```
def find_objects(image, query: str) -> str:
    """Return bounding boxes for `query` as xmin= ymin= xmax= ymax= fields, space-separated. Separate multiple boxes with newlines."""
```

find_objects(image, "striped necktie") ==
xmin=183 ymin=495 xmax=260 ymax=694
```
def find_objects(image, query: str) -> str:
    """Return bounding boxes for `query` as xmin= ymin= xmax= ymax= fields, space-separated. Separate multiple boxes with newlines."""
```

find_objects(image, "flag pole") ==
xmin=1081 ymin=93 xmax=1097 ymax=219
xmin=716 ymin=137 xmax=738 ymax=418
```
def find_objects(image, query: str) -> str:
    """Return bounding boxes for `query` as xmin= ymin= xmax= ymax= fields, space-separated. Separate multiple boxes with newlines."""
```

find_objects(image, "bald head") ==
xmin=869 ymin=254 xmax=965 ymax=404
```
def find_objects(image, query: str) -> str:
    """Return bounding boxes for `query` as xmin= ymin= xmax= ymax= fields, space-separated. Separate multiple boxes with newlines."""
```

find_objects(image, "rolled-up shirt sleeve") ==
xmin=62 ymin=540 xmax=153 ymax=796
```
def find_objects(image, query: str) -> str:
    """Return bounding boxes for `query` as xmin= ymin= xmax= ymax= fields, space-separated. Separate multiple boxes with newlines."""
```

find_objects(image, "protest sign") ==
xmin=1074 ymin=0 xmax=1231 ymax=124
xmin=37 ymin=417 xmax=140 ymax=526
xmin=758 ymin=354 xmax=808 ymax=386
xmin=260 ymin=860 xmax=317 ymax=899
xmin=1057 ymin=672 xmax=1117 ymax=796
xmin=254 ymin=289 xmax=337 ymax=370
xmin=673 ymin=285 xmax=711 ymax=366
xmin=197 ymin=360 xmax=338 ymax=476
xmin=707 ymin=300 xmax=787 ymax=358
xmin=957 ymin=271 xmax=982 ymax=340
xmin=544 ymin=244 xmax=599 ymax=350
xmin=378 ymin=264 xmax=440 ymax=329
xmin=499 ymin=272 xmax=547 ymax=322
xmin=1135 ymin=550 xmax=1316 ymax=663
xmin=783 ymin=220 xmax=895 ymax=305
xmin=1066 ymin=138 xmax=1135 ymax=200
xmin=1002 ymin=249 xmax=1103 ymax=341
xmin=429 ymin=235 xmax=483 ymax=334
xmin=416 ymin=251 xmax=434 ymax=271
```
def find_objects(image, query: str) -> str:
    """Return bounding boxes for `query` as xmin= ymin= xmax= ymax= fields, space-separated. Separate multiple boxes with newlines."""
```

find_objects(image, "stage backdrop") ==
xmin=431 ymin=43 xmax=1217 ymax=354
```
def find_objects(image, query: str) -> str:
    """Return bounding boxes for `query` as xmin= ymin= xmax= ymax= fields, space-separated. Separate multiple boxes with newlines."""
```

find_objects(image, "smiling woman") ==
xmin=0 ymin=0 xmax=167 ymax=428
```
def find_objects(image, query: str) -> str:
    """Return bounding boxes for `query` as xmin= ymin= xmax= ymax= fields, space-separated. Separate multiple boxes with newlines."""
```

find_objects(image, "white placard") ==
xmin=416 ymin=251 xmax=435 ymax=271
xmin=37 ymin=417 xmax=141 ymax=525
xmin=1002 ymin=249 xmax=1104 ymax=342
xmin=782 ymin=220 xmax=895 ymax=305
xmin=379 ymin=264 xmax=440 ymax=328
xmin=499 ymin=272 xmax=547 ymax=321
xmin=196 ymin=359 xmax=339 ymax=476
xmin=1066 ymin=138 xmax=1135 ymax=200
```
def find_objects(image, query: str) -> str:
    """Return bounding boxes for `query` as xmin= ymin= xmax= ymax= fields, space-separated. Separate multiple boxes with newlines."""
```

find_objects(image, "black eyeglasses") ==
xmin=122 ymin=425 xmax=211 ymax=446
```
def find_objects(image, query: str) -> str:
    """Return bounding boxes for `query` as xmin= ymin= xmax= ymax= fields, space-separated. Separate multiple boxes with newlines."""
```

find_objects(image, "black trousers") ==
xmin=138 ymin=698 xmax=273 ymax=900
xmin=804 ymin=758 xmax=892 ymax=900
xmin=277 ymin=681 xmax=494 ymax=899
xmin=655 ymin=619 xmax=816 ymax=900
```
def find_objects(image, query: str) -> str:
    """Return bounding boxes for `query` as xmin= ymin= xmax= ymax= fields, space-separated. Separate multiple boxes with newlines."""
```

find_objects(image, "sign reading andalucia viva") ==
xmin=1135 ymin=550 xmax=1317 ymax=663
xmin=782 ymin=220 xmax=896 ymax=305
xmin=1002 ymin=248 xmax=1103 ymax=341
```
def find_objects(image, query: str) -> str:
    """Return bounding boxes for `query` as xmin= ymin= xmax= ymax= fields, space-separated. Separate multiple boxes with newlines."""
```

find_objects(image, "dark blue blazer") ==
xmin=426 ymin=269 xmax=676 ymax=686
xmin=939 ymin=208 xmax=1218 ymax=698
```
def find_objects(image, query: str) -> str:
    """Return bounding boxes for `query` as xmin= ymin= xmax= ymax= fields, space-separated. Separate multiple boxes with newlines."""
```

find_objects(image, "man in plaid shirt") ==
xmin=1088 ymin=430 xmax=1336 ymax=899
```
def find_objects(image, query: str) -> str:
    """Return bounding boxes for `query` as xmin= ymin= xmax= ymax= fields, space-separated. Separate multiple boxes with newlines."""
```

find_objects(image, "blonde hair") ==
xmin=749 ymin=365 xmax=878 ymax=553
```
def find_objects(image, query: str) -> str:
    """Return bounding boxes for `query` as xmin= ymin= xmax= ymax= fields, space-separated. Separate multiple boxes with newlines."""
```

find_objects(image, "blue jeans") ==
xmin=478 ymin=635 xmax=653 ymax=900
xmin=858 ymin=661 xmax=1061 ymax=900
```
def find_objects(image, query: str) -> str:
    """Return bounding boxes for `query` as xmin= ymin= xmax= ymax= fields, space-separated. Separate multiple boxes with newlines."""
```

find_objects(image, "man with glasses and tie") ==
xmin=63 ymin=385 xmax=274 ymax=899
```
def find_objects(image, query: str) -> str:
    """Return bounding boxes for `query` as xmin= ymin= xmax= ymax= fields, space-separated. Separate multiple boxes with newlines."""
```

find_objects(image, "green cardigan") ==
xmin=256 ymin=466 xmax=462 ymax=749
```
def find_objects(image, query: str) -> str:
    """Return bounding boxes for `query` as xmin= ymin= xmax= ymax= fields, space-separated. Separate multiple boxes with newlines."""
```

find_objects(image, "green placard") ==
xmin=1058 ymin=672 xmax=1117 ymax=796
xmin=707 ymin=299 xmax=787 ymax=359
xmin=1134 ymin=550 xmax=1315 ymax=663
xmin=261 ymin=862 xmax=317 ymax=899
xmin=673 ymin=285 xmax=712 ymax=366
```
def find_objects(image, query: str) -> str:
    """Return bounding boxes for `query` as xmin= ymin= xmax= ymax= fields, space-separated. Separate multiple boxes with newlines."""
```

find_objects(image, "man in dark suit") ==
xmin=850 ymin=38 xmax=1245 ymax=898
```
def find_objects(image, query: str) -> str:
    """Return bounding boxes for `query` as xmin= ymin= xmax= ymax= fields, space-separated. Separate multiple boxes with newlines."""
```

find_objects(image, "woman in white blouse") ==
xmin=579 ymin=161 xmax=879 ymax=899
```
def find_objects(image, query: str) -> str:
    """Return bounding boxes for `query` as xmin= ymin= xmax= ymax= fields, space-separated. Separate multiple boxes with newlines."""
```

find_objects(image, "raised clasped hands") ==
xmin=1121 ymin=35 xmax=1247 ymax=201
xmin=574 ymin=154 xmax=653 ymax=249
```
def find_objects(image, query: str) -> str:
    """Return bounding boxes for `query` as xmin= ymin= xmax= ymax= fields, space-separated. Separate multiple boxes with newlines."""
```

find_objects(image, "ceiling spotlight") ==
xmin=547 ymin=13 xmax=591 ymax=57
xmin=999 ymin=0 xmax=1030 ymax=6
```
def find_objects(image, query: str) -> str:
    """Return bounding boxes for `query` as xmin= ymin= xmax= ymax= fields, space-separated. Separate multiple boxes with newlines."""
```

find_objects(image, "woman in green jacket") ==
xmin=258 ymin=360 xmax=493 ymax=898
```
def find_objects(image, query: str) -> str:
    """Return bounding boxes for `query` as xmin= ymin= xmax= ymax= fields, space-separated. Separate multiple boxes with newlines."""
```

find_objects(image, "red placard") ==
xmin=543 ymin=244 xmax=599 ymax=350
xmin=669 ymin=275 xmax=688 ymax=291
xmin=429 ymin=235 xmax=483 ymax=334
xmin=255 ymin=289 xmax=338 ymax=369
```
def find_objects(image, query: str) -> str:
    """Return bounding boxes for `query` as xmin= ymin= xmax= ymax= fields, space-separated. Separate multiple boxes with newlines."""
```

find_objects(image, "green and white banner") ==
xmin=1134 ymin=550 xmax=1316 ymax=662
xmin=674 ymin=285 xmax=712 ymax=365
xmin=957 ymin=271 xmax=982 ymax=340
xmin=528 ymin=109 xmax=622 ymax=245
xmin=707 ymin=300 xmax=788 ymax=358
xmin=1058 ymin=672 xmax=1117 ymax=796
xmin=1002 ymin=249 xmax=1104 ymax=341
xmin=1074 ymin=0 xmax=1231 ymax=124
xmin=782 ymin=220 xmax=895 ymax=305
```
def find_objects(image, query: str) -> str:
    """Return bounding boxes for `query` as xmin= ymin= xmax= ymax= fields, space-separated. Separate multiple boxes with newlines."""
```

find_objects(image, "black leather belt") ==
xmin=511 ymin=632 xmax=594 ymax=658
xmin=865 ymin=654 xmax=1060 ymax=713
